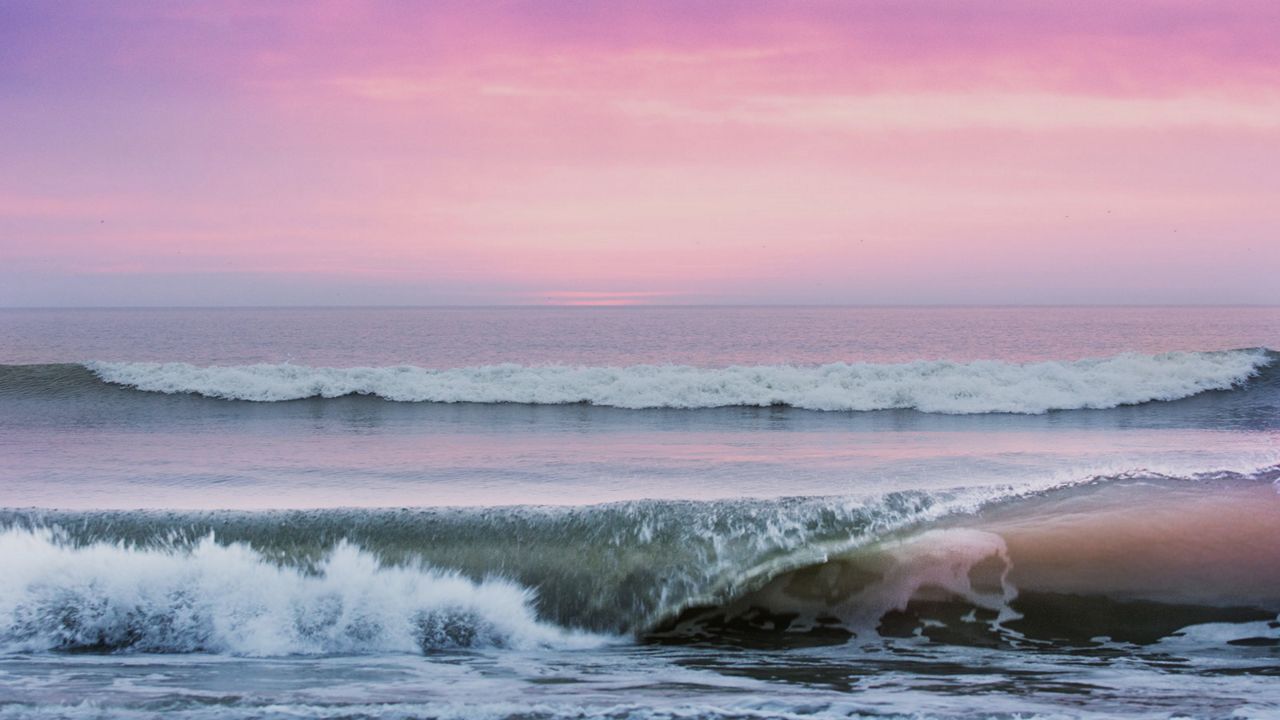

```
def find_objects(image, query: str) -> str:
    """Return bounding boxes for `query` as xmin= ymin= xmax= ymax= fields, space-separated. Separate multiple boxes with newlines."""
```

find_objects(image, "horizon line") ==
xmin=3 ymin=303 xmax=1279 ymax=311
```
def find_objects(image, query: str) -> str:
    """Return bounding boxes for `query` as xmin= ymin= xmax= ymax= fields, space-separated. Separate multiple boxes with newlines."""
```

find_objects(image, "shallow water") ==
xmin=1 ymin=306 xmax=1278 ymax=719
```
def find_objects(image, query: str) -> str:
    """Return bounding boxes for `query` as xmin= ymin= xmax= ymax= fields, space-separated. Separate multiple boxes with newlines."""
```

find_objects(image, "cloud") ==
xmin=4 ymin=1 xmax=1280 ymax=306
xmin=617 ymin=93 xmax=1280 ymax=131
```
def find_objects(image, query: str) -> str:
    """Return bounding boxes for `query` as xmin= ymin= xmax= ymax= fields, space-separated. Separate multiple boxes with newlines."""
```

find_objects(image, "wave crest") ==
xmin=85 ymin=349 xmax=1272 ymax=413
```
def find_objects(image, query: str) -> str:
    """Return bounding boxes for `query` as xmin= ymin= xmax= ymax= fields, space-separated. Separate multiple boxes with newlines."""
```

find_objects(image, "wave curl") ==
xmin=3 ymin=466 xmax=1277 ymax=654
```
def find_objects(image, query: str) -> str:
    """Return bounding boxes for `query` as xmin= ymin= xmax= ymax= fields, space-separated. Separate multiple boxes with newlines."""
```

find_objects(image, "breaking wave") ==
xmin=0 ymin=532 xmax=603 ymax=655
xmin=2 ymin=466 xmax=1277 ymax=655
xmin=63 ymin=348 xmax=1276 ymax=413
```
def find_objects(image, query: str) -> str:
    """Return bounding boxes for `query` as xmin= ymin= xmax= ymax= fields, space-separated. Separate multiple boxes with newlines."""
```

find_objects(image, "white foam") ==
xmin=0 ymin=530 xmax=605 ymax=655
xmin=87 ymin=349 xmax=1270 ymax=414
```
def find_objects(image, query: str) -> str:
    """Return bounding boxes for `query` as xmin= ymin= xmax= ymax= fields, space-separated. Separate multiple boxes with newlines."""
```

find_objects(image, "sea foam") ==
xmin=86 ymin=349 xmax=1271 ymax=413
xmin=0 ymin=530 xmax=602 ymax=655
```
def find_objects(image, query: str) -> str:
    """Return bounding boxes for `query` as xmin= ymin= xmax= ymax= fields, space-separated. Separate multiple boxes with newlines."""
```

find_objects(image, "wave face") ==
xmin=0 ymin=488 xmax=989 ymax=642
xmin=2 ymin=467 xmax=1277 ymax=655
xmin=72 ymin=348 xmax=1275 ymax=413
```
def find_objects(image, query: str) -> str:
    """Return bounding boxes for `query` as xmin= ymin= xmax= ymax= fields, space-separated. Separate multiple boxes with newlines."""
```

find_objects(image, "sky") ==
xmin=2 ymin=1 xmax=1278 ymax=306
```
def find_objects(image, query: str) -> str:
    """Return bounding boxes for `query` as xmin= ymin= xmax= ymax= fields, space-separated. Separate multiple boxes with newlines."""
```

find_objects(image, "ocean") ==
xmin=0 ymin=306 xmax=1277 ymax=720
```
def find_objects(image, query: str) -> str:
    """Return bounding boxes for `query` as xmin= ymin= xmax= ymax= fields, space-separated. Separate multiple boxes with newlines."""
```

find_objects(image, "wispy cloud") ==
xmin=618 ymin=93 xmax=1280 ymax=131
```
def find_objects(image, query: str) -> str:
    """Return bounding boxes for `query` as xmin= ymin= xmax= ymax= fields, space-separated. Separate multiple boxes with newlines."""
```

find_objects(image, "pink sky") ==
xmin=2 ymin=0 xmax=1278 ymax=306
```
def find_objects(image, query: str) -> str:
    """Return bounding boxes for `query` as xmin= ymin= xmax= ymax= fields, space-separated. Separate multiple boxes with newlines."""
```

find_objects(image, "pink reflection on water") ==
xmin=4 ymin=427 xmax=1276 ymax=510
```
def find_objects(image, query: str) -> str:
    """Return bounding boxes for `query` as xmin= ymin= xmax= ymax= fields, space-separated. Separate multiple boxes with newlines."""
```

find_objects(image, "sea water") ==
xmin=0 ymin=306 xmax=1277 ymax=719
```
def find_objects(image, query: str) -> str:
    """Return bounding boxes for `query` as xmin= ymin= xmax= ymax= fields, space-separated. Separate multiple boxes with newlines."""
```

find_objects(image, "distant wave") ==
xmin=80 ymin=349 xmax=1274 ymax=413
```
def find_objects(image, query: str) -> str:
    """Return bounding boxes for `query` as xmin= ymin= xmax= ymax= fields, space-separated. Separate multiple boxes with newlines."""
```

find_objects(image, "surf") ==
xmin=0 ymin=348 xmax=1269 ymax=414
xmin=2 ymin=466 xmax=1277 ymax=655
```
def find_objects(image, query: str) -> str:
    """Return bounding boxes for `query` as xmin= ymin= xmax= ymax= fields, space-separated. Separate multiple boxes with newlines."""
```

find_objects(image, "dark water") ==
xmin=0 ymin=306 xmax=1278 ymax=719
